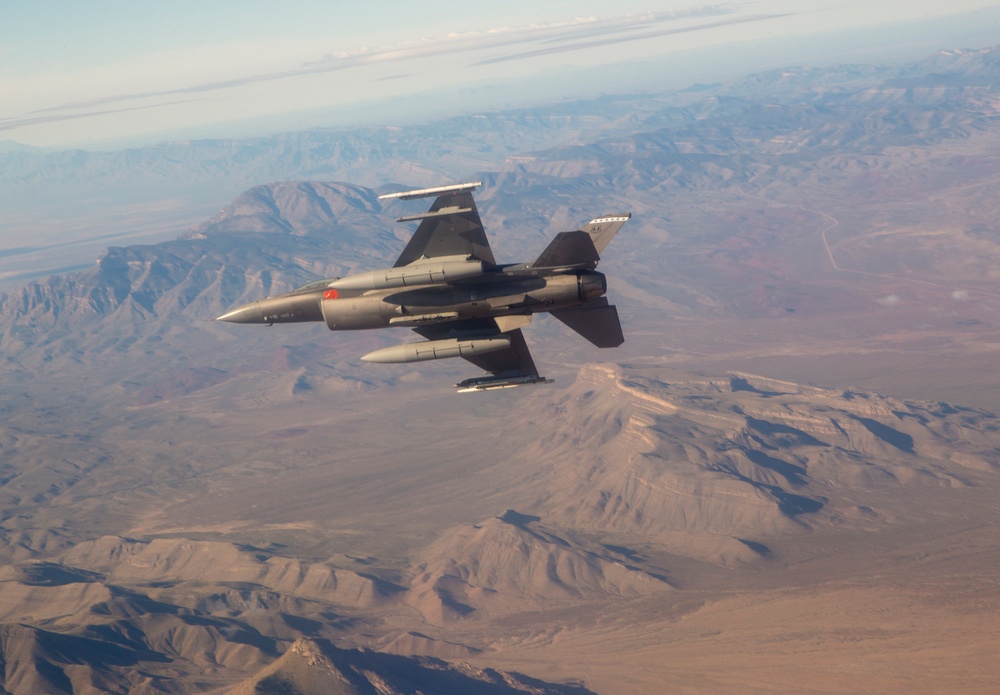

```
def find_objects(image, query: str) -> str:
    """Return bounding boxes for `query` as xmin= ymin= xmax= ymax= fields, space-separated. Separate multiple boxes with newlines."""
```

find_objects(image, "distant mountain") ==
xmin=3 ymin=46 xmax=995 ymax=196
xmin=892 ymin=46 xmax=1000 ymax=86
xmin=0 ymin=182 xmax=390 ymax=359
xmin=0 ymin=103 xmax=647 ymax=216
xmin=0 ymin=140 xmax=48 ymax=153
xmin=5 ymin=44 xmax=1000 ymax=298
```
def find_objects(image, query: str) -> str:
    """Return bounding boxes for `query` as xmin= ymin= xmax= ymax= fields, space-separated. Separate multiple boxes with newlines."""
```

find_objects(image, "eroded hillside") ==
xmin=0 ymin=363 xmax=997 ymax=692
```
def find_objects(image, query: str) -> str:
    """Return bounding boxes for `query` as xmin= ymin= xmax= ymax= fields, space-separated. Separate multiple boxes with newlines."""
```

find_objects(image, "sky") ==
xmin=2 ymin=1 xmax=999 ymax=148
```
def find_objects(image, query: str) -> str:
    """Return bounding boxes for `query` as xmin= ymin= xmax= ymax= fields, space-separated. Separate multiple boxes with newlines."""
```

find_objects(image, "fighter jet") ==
xmin=216 ymin=181 xmax=628 ymax=391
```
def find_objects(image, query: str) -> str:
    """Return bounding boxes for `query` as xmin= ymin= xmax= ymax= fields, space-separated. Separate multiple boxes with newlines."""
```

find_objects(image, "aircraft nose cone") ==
xmin=215 ymin=301 xmax=264 ymax=324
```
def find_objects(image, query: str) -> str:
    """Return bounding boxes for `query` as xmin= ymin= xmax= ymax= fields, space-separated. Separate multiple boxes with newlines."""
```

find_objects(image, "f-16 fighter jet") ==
xmin=217 ymin=182 xmax=628 ymax=391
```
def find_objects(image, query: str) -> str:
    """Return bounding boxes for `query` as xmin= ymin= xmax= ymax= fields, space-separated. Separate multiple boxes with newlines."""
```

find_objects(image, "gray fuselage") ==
xmin=321 ymin=270 xmax=606 ymax=330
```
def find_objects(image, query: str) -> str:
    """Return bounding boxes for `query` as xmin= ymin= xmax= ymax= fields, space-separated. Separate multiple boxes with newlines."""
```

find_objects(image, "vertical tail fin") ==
xmin=530 ymin=213 xmax=631 ymax=268
xmin=531 ymin=231 xmax=599 ymax=268
xmin=583 ymin=214 xmax=631 ymax=254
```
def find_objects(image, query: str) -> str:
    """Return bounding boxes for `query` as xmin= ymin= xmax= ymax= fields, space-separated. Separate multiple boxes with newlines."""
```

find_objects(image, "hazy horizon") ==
xmin=3 ymin=1 xmax=1000 ymax=150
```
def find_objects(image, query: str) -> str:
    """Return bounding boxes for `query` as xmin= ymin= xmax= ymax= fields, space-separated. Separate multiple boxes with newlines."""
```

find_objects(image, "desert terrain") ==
xmin=0 ymin=48 xmax=999 ymax=693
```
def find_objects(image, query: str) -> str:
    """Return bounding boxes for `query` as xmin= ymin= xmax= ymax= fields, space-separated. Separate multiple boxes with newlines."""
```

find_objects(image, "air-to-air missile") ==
xmin=216 ymin=181 xmax=629 ymax=391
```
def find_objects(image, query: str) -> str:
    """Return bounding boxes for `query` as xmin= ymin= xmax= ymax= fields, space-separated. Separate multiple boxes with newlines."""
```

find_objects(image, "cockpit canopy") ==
xmin=293 ymin=277 xmax=340 ymax=293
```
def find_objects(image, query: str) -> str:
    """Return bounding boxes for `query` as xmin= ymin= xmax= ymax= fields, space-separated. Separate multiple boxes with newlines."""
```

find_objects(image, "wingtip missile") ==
xmin=378 ymin=181 xmax=482 ymax=201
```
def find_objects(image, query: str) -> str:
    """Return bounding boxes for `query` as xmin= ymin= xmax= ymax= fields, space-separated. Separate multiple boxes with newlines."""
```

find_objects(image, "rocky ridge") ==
xmin=0 ymin=362 xmax=997 ymax=691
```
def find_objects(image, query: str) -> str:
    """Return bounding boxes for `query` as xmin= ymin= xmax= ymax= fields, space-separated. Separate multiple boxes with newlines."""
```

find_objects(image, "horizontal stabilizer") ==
xmin=550 ymin=298 xmax=624 ymax=348
xmin=531 ymin=231 xmax=600 ymax=269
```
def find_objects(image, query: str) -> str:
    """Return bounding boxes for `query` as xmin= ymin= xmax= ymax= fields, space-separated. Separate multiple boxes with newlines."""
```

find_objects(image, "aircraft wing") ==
xmin=458 ymin=328 xmax=539 ymax=378
xmin=379 ymin=182 xmax=497 ymax=267
xmin=413 ymin=318 xmax=539 ymax=379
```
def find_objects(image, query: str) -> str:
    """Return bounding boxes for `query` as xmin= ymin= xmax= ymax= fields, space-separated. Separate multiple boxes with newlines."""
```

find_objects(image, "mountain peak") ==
xmin=228 ymin=638 xmax=594 ymax=694
xmin=185 ymin=181 xmax=382 ymax=239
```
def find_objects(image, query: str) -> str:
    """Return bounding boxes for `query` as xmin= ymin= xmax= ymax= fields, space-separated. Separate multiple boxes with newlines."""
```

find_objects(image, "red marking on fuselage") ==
xmin=324 ymin=289 xmax=339 ymax=300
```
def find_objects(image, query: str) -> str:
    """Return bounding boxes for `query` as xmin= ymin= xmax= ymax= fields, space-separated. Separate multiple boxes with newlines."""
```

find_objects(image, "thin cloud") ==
xmin=0 ymin=99 xmax=202 ymax=133
xmin=1 ymin=5 xmax=752 ymax=133
xmin=475 ymin=14 xmax=792 ymax=66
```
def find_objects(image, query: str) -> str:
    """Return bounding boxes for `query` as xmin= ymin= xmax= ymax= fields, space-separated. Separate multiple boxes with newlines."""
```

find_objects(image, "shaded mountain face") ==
xmin=0 ymin=182 xmax=383 ymax=337
xmin=227 ymin=639 xmax=594 ymax=695
xmin=1 ymin=47 xmax=1000 ymax=694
